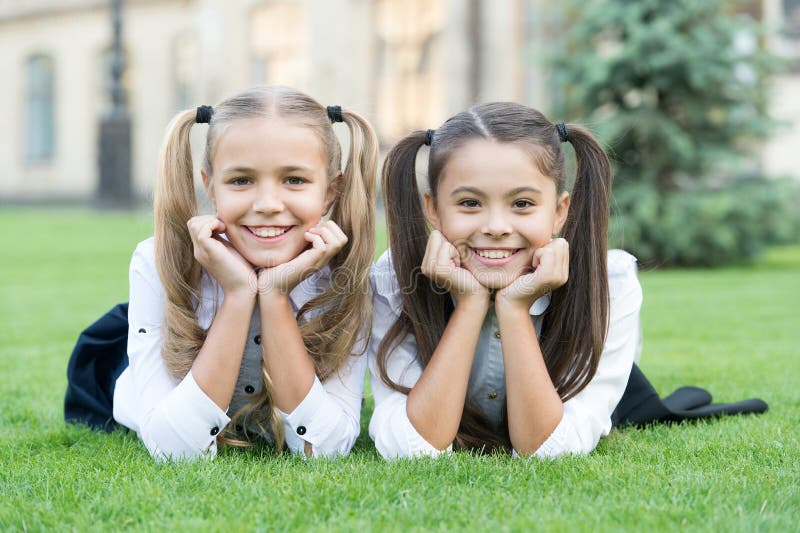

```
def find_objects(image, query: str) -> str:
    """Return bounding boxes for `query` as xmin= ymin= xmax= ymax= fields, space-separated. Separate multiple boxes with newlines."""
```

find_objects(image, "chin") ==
xmin=243 ymin=250 xmax=293 ymax=269
xmin=470 ymin=267 xmax=518 ymax=290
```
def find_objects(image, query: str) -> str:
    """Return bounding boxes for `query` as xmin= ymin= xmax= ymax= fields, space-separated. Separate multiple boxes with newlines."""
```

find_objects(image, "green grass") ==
xmin=1 ymin=209 xmax=798 ymax=531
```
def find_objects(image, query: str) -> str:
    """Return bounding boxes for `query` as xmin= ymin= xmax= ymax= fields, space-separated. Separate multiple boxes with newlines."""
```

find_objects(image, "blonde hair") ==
xmin=153 ymin=86 xmax=377 ymax=450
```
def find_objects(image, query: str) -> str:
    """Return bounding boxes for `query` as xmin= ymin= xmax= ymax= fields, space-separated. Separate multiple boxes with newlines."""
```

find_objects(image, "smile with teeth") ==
xmin=247 ymin=226 xmax=292 ymax=238
xmin=473 ymin=248 xmax=519 ymax=259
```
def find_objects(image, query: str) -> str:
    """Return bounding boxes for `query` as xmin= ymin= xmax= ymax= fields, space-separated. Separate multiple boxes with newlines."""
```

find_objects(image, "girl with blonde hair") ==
xmin=65 ymin=86 xmax=378 ymax=461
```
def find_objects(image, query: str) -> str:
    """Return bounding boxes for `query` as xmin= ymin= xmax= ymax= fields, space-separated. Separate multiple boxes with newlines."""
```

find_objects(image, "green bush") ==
xmin=551 ymin=0 xmax=788 ymax=266
xmin=610 ymin=178 xmax=800 ymax=266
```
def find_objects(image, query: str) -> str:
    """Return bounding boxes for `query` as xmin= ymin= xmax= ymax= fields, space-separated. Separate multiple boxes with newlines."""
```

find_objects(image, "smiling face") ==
xmin=425 ymin=139 xmax=570 ymax=289
xmin=203 ymin=116 xmax=336 ymax=268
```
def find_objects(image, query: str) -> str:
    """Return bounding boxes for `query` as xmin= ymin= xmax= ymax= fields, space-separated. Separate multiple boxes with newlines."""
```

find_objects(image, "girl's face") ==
xmin=425 ymin=139 xmax=570 ymax=289
xmin=203 ymin=116 xmax=337 ymax=268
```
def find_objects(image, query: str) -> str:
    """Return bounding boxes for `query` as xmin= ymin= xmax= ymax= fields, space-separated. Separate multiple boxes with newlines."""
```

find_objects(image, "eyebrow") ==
xmin=450 ymin=185 xmax=542 ymax=197
xmin=221 ymin=164 xmax=314 ymax=175
xmin=450 ymin=186 xmax=485 ymax=198
xmin=506 ymin=186 xmax=543 ymax=197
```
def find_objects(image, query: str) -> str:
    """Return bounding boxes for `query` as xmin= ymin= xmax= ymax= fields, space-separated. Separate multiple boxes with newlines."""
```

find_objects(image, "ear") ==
xmin=423 ymin=191 xmax=441 ymax=230
xmin=552 ymin=191 xmax=570 ymax=235
xmin=323 ymin=172 xmax=343 ymax=214
xmin=201 ymin=169 xmax=216 ymax=208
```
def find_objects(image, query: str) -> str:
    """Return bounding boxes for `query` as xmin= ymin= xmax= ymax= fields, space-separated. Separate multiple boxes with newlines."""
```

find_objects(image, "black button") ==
xmin=296 ymin=426 xmax=307 ymax=435
xmin=245 ymin=385 xmax=255 ymax=394
xmin=210 ymin=426 xmax=219 ymax=436
xmin=138 ymin=328 xmax=146 ymax=334
xmin=254 ymin=335 xmax=261 ymax=345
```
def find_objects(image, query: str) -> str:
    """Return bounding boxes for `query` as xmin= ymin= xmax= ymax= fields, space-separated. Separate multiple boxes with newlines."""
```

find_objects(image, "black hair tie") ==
xmin=556 ymin=122 xmax=569 ymax=143
xmin=327 ymin=105 xmax=344 ymax=123
xmin=196 ymin=105 xmax=214 ymax=124
xmin=424 ymin=129 xmax=435 ymax=146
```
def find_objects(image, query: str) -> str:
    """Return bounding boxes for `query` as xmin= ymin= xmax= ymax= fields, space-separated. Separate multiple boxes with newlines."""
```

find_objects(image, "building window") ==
xmin=785 ymin=0 xmax=800 ymax=38
xmin=26 ymin=54 xmax=55 ymax=162
xmin=374 ymin=0 xmax=445 ymax=144
xmin=250 ymin=2 xmax=310 ymax=89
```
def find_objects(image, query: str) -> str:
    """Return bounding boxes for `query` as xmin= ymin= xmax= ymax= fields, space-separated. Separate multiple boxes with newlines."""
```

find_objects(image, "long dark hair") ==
xmin=377 ymin=102 xmax=611 ymax=451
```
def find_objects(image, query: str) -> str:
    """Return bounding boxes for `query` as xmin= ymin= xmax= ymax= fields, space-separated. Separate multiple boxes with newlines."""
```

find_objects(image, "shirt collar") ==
xmin=529 ymin=291 xmax=551 ymax=316
xmin=288 ymin=265 xmax=331 ymax=310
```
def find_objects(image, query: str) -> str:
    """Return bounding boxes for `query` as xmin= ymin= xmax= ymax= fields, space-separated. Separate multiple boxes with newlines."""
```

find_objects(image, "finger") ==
xmin=187 ymin=215 xmax=211 ymax=240
xmin=325 ymin=221 xmax=349 ymax=245
xmin=437 ymin=238 xmax=454 ymax=270
xmin=196 ymin=219 xmax=215 ymax=242
xmin=531 ymin=247 xmax=544 ymax=270
xmin=200 ymin=217 xmax=225 ymax=240
xmin=452 ymin=244 xmax=462 ymax=269
xmin=305 ymin=230 xmax=327 ymax=251
xmin=310 ymin=226 xmax=337 ymax=246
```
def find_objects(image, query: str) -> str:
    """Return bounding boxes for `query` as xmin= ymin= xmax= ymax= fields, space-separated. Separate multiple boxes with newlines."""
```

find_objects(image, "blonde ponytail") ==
xmin=296 ymin=108 xmax=377 ymax=378
xmin=154 ymin=109 xmax=206 ymax=381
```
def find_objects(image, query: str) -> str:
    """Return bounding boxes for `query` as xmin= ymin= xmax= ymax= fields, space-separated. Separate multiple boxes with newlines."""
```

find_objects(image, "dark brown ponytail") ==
xmin=541 ymin=124 xmax=611 ymax=400
xmin=377 ymin=130 xmax=454 ymax=393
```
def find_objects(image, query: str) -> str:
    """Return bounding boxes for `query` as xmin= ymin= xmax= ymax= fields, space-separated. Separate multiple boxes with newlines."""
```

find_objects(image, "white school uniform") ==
xmin=113 ymin=237 xmax=367 ymax=462
xmin=367 ymin=249 xmax=643 ymax=459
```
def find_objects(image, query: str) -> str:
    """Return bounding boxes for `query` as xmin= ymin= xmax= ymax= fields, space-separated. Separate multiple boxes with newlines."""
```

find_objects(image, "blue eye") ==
xmin=230 ymin=177 xmax=251 ymax=186
xmin=285 ymin=176 xmax=307 ymax=185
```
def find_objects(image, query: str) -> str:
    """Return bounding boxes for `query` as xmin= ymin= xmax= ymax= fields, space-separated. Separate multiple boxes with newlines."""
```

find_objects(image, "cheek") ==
xmin=213 ymin=196 xmax=245 ymax=223
xmin=438 ymin=214 xmax=474 ymax=241
xmin=293 ymin=192 xmax=327 ymax=225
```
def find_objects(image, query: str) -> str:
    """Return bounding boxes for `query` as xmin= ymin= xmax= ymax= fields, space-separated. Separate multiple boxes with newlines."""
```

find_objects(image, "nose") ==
xmin=481 ymin=208 xmax=512 ymax=239
xmin=253 ymin=183 xmax=284 ymax=214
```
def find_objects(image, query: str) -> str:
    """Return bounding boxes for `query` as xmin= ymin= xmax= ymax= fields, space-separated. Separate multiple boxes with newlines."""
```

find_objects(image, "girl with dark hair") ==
xmin=369 ymin=102 xmax=642 ymax=458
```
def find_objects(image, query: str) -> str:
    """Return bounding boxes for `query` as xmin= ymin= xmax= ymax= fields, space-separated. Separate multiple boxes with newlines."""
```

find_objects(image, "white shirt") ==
xmin=367 ymin=249 xmax=643 ymax=459
xmin=113 ymin=237 xmax=367 ymax=462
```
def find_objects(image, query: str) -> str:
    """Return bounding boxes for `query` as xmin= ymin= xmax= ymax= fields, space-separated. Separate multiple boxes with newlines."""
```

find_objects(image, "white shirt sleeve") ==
xmin=113 ymin=238 xmax=230 ymax=462
xmin=367 ymin=252 xmax=451 ymax=459
xmin=277 ymin=349 xmax=367 ymax=458
xmin=527 ymin=250 xmax=643 ymax=459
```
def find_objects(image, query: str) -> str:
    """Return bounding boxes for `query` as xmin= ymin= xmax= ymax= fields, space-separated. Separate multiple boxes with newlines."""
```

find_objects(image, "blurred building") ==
xmin=0 ymin=0 xmax=798 ymax=203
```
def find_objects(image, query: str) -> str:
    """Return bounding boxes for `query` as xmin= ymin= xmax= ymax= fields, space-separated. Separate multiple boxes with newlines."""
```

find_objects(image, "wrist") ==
xmin=453 ymin=291 xmax=491 ymax=313
xmin=220 ymin=288 xmax=257 ymax=311
xmin=258 ymin=290 xmax=292 ymax=309
xmin=494 ymin=292 xmax=536 ymax=315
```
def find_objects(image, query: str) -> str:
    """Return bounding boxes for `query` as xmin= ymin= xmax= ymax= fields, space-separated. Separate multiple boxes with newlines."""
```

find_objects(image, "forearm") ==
xmin=258 ymin=293 xmax=316 ymax=413
xmin=496 ymin=302 xmax=563 ymax=456
xmin=406 ymin=297 xmax=489 ymax=450
xmin=191 ymin=291 xmax=257 ymax=410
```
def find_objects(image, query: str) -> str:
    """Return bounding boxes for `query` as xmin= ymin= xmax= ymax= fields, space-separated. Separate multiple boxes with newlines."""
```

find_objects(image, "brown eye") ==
xmin=513 ymin=199 xmax=534 ymax=209
xmin=231 ymin=177 xmax=251 ymax=186
xmin=459 ymin=199 xmax=480 ymax=208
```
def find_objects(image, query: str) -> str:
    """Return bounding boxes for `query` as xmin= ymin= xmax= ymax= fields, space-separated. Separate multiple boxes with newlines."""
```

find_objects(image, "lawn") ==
xmin=1 ymin=209 xmax=798 ymax=531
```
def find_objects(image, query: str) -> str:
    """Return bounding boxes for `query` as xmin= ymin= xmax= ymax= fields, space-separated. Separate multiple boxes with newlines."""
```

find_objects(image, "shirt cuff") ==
xmin=396 ymin=407 xmax=452 ymax=458
xmin=277 ymin=376 xmax=350 ymax=455
xmin=371 ymin=393 xmax=452 ymax=459
xmin=510 ymin=415 xmax=573 ymax=460
xmin=147 ymin=370 xmax=231 ymax=460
